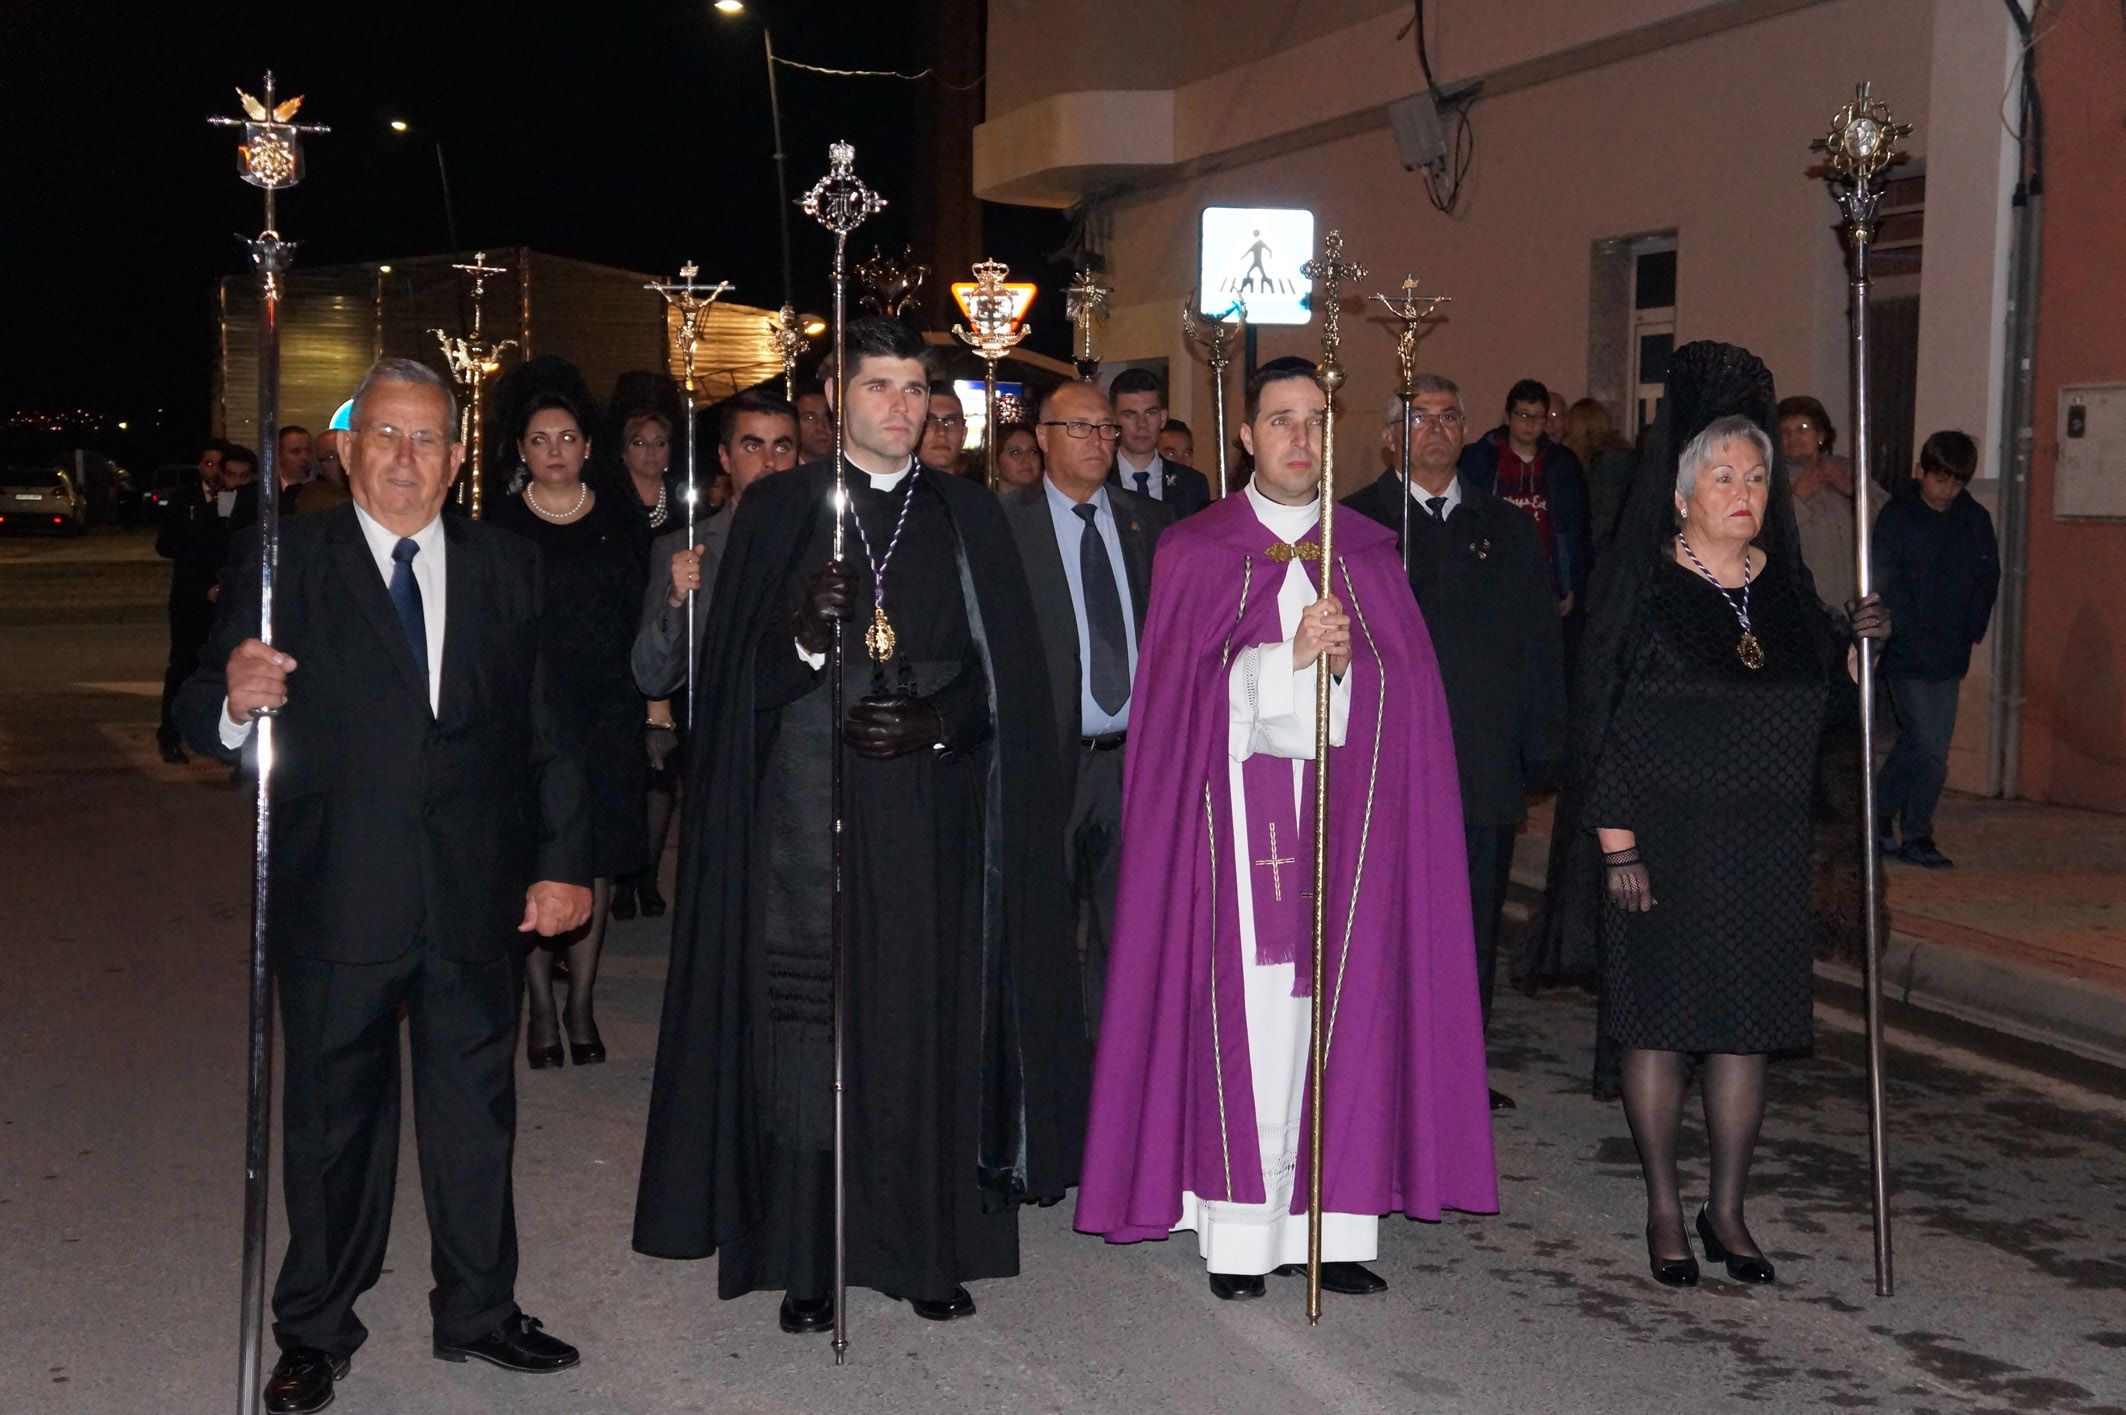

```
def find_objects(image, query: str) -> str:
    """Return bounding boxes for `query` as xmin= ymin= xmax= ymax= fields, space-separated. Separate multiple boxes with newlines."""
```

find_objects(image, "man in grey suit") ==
xmin=633 ymin=390 xmax=801 ymax=700
xmin=1002 ymin=380 xmax=1173 ymax=1034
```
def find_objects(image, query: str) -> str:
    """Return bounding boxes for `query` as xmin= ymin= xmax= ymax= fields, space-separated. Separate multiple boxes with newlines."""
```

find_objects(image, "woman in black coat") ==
xmin=1553 ymin=343 xmax=1888 ymax=1288
xmin=489 ymin=368 xmax=649 ymax=1066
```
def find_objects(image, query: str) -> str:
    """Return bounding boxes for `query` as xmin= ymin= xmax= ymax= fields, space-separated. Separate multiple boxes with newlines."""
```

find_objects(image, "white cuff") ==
xmin=796 ymin=637 xmax=826 ymax=672
xmin=218 ymin=698 xmax=255 ymax=749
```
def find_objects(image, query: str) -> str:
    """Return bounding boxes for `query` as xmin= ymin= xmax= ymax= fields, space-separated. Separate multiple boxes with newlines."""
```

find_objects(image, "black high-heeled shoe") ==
xmin=568 ymin=1019 xmax=606 ymax=1067
xmin=608 ymin=880 xmax=638 ymax=921
xmin=637 ymin=879 xmax=667 ymax=918
xmin=526 ymin=1040 xmax=564 ymax=1070
xmin=1646 ymin=1225 xmax=1700 ymax=1287
xmin=1696 ymin=1207 xmax=1775 ymax=1284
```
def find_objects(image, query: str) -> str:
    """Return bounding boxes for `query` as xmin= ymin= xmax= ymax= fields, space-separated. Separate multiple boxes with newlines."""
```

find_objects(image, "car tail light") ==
xmin=53 ymin=516 xmax=64 ymax=524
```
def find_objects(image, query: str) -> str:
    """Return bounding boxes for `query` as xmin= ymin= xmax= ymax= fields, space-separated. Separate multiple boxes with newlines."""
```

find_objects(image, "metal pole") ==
xmin=682 ymin=373 xmax=699 ymax=724
xmin=646 ymin=265 xmax=733 ymax=726
xmin=209 ymin=73 xmax=326 ymax=1415
xmin=765 ymin=28 xmax=795 ymax=312
xmin=1850 ymin=229 xmax=1894 ymax=1297
xmin=1299 ymin=231 xmax=1363 ymax=1325
xmin=803 ymin=142 xmax=885 ymax=1368
xmin=983 ymin=361 xmax=999 ymax=491
xmin=1812 ymin=80 xmax=1903 ymax=1300
xmin=1397 ymin=392 xmax=1413 ymax=577
xmin=434 ymin=141 xmax=458 ymax=253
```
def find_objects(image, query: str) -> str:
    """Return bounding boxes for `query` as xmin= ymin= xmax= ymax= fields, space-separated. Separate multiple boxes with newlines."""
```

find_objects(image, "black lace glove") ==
xmin=844 ymin=694 xmax=950 ymax=760
xmin=1603 ymin=846 xmax=1657 ymax=913
xmin=792 ymin=560 xmax=856 ymax=657
xmin=1846 ymin=592 xmax=1891 ymax=642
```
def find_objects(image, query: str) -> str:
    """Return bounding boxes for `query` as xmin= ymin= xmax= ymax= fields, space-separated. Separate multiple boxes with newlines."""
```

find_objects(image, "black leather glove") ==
xmin=792 ymin=560 xmax=856 ymax=657
xmin=1846 ymin=592 xmax=1891 ymax=642
xmin=844 ymin=694 xmax=950 ymax=760
xmin=1603 ymin=846 xmax=1656 ymax=913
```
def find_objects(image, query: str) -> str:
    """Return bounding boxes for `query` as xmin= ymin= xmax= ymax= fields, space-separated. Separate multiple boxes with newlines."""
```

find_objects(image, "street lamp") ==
xmin=711 ymin=1 xmax=795 ymax=313
xmin=386 ymin=116 xmax=459 ymax=253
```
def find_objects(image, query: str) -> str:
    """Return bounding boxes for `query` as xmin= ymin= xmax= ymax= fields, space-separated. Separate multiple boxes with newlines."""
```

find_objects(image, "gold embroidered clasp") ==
xmin=1265 ymin=541 xmax=1321 ymax=563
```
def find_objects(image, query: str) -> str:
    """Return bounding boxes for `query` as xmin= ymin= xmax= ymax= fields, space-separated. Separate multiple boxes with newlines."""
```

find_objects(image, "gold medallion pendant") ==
xmin=1737 ymin=631 xmax=1765 ymax=670
xmin=864 ymin=605 xmax=896 ymax=662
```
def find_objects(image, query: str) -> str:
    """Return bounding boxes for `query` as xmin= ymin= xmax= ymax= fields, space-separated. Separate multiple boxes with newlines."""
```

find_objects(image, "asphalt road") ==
xmin=3 ymin=534 xmax=2123 ymax=1414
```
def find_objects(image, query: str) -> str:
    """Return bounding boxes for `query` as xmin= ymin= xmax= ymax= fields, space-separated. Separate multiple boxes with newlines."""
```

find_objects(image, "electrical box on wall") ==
xmin=2055 ymin=383 xmax=2126 ymax=520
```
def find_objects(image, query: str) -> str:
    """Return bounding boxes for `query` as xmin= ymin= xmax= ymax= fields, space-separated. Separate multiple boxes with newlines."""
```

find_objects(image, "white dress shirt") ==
xmin=1408 ymin=472 xmax=1463 ymax=520
xmin=1043 ymin=478 xmax=1139 ymax=735
xmin=1115 ymin=450 xmax=1166 ymax=502
xmin=221 ymin=503 xmax=447 ymax=744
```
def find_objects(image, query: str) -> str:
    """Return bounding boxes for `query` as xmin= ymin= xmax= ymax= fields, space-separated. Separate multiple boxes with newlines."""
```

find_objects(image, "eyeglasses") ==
xmin=356 ymin=422 xmax=451 ymax=456
xmin=1040 ymin=420 xmax=1124 ymax=442
xmin=1407 ymin=409 xmax=1466 ymax=431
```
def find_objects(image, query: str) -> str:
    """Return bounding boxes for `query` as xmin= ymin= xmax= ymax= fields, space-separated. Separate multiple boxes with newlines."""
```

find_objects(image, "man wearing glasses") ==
xmin=1106 ymin=368 xmax=1212 ymax=517
xmin=1457 ymin=377 xmax=1590 ymax=617
xmin=918 ymin=379 xmax=974 ymax=478
xmin=1001 ymin=381 xmax=1172 ymax=1036
xmin=1345 ymin=373 xmax=1566 ymax=1110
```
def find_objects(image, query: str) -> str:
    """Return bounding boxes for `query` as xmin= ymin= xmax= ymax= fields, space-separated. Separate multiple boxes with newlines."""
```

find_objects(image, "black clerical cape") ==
xmin=633 ymin=459 xmax=1085 ymax=1301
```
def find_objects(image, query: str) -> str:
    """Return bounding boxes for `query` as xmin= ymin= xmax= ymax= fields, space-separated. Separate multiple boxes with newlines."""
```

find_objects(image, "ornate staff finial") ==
xmin=1372 ymin=275 xmax=1452 ymax=395
xmin=1301 ymin=230 xmax=1367 ymax=394
xmin=804 ymin=141 xmax=888 ymax=238
xmin=208 ymin=71 xmax=329 ymax=280
xmin=1810 ymin=81 xmax=1912 ymax=244
xmin=953 ymin=259 xmax=1036 ymax=490
xmin=1182 ymin=291 xmax=1248 ymax=495
xmin=433 ymin=251 xmax=524 ymax=518
xmin=1065 ymin=269 xmax=1113 ymax=382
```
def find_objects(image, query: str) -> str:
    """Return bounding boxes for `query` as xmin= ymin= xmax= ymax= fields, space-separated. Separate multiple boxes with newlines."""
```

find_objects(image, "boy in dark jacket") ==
xmin=1874 ymin=430 xmax=2000 ymax=868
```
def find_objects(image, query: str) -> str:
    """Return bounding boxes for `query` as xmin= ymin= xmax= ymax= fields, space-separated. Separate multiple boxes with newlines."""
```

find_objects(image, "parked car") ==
xmin=0 ymin=465 xmax=89 ymax=534
xmin=143 ymin=463 xmax=203 ymax=521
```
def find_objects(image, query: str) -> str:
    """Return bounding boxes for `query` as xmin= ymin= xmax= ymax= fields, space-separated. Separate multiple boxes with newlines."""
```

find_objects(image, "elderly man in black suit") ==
xmin=1343 ymin=372 xmax=1567 ymax=1111
xmin=1004 ymin=378 xmax=1173 ymax=1032
xmin=1106 ymin=367 xmax=1212 ymax=517
xmin=178 ymin=357 xmax=593 ymax=1414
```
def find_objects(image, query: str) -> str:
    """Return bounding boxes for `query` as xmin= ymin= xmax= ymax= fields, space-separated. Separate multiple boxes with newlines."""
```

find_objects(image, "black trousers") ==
xmin=1065 ymin=742 xmax=1126 ymax=1039
xmin=1464 ymin=822 xmax=1519 ymax=1028
xmin=272 ymin=945 xmax=521 ymax=1356
xmin=159 ymin=603 xmax=212 ymax=745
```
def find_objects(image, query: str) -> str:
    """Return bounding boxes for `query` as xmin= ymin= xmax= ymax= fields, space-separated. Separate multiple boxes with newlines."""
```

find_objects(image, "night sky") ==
xmin=4 ymin=1 xmax=1050 ymax=463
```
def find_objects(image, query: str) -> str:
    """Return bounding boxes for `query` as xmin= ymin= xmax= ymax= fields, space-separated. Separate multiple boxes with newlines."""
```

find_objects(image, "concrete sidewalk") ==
xmin=1512 ymin=792 xmax=2126 ymax=1071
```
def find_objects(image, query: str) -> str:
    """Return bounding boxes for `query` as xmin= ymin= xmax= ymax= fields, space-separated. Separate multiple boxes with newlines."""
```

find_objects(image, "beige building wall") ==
xmin=980 ymin=0 xmax=2022 ymax=793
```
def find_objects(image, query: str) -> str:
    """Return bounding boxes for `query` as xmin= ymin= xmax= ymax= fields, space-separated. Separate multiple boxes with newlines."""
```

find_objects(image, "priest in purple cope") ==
xmin=1075 ymin=357 xmax=1498 ymax=1304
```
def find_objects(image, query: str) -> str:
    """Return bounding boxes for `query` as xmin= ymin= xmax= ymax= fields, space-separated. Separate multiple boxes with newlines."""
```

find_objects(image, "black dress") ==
xmin=1590 ymin=551 xmax=1836 ymax=1054
xmin=490 ymin=488 xmax=650 ymax=879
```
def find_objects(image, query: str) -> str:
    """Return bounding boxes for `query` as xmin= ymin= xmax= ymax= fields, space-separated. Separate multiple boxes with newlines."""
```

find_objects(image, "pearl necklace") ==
xmin=645 ymin=478 xmax=670 ymax=528
xmin=525 ymin=480 xmax=589 ymax=522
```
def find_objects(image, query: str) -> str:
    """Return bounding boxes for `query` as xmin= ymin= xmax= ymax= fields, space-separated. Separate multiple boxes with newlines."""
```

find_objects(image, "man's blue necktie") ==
xmin=389 ymin=537 xmax=429 ymax=694
xmin=1075 ymin=503 xmax=1130 ymax=715
xmin=1133 ymin=470 xmax=1152 ymax=497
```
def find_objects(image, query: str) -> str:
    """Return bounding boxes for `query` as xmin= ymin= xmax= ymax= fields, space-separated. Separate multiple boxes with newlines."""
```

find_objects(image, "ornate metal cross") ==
xmin=1810 ymin=80 xmax=1912 ymax=244
xmin=646 ymin=261 xmax=735 ymax=392
xmin=1065 ymin=269 xmax=1112 ymax=382
xmin=1301 ymin=230 xmax=1367 ymax=392
xmin=1373 ymin=276 xmax=1452 ymax=394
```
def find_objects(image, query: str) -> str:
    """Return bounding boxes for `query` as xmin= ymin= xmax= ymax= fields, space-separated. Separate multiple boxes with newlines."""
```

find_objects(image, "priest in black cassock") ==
xmin=633 ymin=317 xmax=1086 ymax=1334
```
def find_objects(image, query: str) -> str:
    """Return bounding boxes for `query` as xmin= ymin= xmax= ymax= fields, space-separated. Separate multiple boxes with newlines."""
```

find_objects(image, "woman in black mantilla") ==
xmin=489 ymin=361 xmax=650 ymax=1067
xmin=1555 ymin=343 xmax=1888 ymax=1288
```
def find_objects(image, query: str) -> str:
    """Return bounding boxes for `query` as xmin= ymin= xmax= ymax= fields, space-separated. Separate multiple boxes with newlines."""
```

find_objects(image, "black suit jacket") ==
xmin=1344 ymin=472 xmax=1567 ymax=827
xmin=175 ymin=503 xmax=591 ymax=963
xmin=1106 ymin=454 xmax=1210 ymax=519
xmin=156 ymin=482 xmax=234 ymax=612
xmin=1000 ymin=480 xmax=1171 ymax=754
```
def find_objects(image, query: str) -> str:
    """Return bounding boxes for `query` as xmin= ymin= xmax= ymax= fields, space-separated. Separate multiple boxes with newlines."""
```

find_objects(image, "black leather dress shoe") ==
xmin=1274 ymin=1261 xmax=1388 ymax=1295
xmin=1489 ymin=1089 xmax=1517 ymax=1111
xmin=1696 ymin=1207 xmax=1776 ymax=1284
xmin=433 ymin=1312 xmax=579 ymax=1372
xmin=779 ymin=1293 xmax=834 ymax=1334
xmin=264 ymin=1346 xmax=347 ymax=1414
xmin=904 ymin=1285 xmax=977 ymax=1321
xmin=158 ymin=739 xmax=189 ymax=765
xmin=1646 ymin=1226 xmax=1700 ymax=1287
xmin=637 ymin=880 xmax=668 ymax=918
xmin=1207 ymin=1271 xmax=1266 ymax=1301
